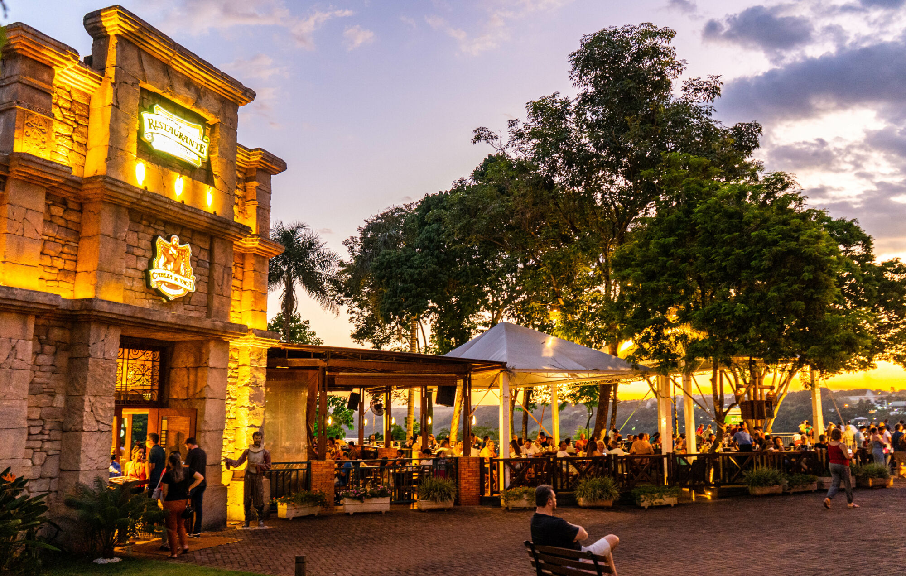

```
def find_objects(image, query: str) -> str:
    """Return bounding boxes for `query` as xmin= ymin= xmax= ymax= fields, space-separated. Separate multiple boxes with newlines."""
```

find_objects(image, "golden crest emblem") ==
xmin=147 ymin=235 xmax=196 ymax=300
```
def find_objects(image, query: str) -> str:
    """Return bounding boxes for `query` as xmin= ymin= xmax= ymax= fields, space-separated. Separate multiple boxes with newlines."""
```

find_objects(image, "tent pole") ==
xmin=499 ymin=371 xmax=511 ymax=461
xmin=463 ymin=373 xmax=472 ymax=457
xmin=421 ymin=386 xmax=429 ymax=451
xmin=657 ymin=374 xmax=673 ymax=456
xmin=550 ymin=382 xmax=560 ymax=448
xmin=683 ymin=371 xmax=697 ymax=455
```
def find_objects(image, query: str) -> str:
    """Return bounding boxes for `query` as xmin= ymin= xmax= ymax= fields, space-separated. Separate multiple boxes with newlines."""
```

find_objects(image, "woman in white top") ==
xmin=607 ymin=441 xmax=626 ymax=456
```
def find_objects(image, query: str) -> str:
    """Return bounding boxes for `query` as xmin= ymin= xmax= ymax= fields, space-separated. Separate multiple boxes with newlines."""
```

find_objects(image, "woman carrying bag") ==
xmin=160 ymin=451 xmax=204 ymax=558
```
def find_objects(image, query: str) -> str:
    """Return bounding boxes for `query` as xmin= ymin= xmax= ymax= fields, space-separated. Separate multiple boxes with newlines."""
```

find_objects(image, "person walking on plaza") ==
xmin=530 ymin=485 xmax=619 ymax=575
xmin=183 ymin=437 xmax=207 ymax=537
xmin=869 ymin=427 xmax=887 ymax=465
xmin=224 ymin=430 xmax=271 ymax=528
xmin=146 ymin=433 xmax=166 ymax=496
xmin=823 ymin=428 xmax=858 ymax=509
xmin=160 ymin=451 xmax=204 ymax=558
xmin=891 ymin=423 xmax=906 ymax=477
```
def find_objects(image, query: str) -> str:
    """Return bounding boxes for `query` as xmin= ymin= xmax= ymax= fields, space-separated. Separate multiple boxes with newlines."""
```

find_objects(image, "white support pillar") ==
xmin=551 ymin=383 xmax=560 ymax=448
xmin=810 ymin=368 xmax=824 ymax=442
xmin=499 ymin=372 xmax=511 ymax=459
xmin=683 ymin=372 xmax=697 ymax=455
xmin=657 ymin=375 xmax=674 ymax=455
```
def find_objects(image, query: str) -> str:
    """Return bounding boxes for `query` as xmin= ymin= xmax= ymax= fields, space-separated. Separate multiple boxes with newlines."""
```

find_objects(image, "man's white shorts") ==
xmin=581 ymin=537 xmax=612 ymax=557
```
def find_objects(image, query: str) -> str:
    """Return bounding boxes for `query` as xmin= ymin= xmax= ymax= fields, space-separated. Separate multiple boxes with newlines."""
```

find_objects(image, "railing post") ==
xmin=295 ymin=555 xmax=306 ymax=576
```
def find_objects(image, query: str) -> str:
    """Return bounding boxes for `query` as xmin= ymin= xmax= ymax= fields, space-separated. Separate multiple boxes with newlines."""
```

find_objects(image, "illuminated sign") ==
xmin=147 ymin=235 xmax=196 ymax=300
xmin=140 ymin=104 xmax=209 ymax=167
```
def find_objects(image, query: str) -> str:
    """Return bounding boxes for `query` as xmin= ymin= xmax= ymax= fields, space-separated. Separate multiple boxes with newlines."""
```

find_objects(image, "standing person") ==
xmin=891 ymin=423 xmax=906 ymax=478
xmin=733 ymin=423 xmax=754 ymax=452
xmin=530 ymin=485 xmax=619 ymax=575
xmin=869 ymin=427 xmax=886 ymax=465
xmin=146 ymin=433 xmax=166 ymax=496
xmin=224 ymin=430 xmax=271 ymax=528
xmin=183 ymin=437 xmax=207 ymax=538
xmin=823 ymin=428 xmax=858 ymax=509
xmin=160 ymin=451 xmax=204 ymax=558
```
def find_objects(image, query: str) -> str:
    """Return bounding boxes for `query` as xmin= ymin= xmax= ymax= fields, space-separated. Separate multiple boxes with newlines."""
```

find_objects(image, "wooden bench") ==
xmin=524 ymin=541 xmax=613 ymax=575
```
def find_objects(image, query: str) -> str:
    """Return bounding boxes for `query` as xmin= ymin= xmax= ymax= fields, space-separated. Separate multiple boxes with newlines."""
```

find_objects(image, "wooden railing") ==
xmin=480 ymin=450 xmax=829 ymax=497
xmin=266 ymin=461 xmax=312 ymax=501
xmin=335 ymin=457 xmax=458 ymax=504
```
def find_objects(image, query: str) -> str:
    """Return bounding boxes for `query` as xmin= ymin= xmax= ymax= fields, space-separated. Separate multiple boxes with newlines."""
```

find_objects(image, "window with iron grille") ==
xmin=116 ymin=347 xmax=162 ymax=404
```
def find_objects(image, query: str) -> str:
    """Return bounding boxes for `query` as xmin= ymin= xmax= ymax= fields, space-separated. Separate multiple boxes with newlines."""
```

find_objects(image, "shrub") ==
xmin=338 ymin=485 xmax=391 ymax=502
xmin=64 ymin=477 xmax=165 ymax=559
xmin=852 ymin=463 xmax=890 ymax=480
xmin=1 ymin=468 xmax=58 ymax=575
xmin=630 ymin=484 xmax=680 ymax=500
xmin=502 ymin=486 xmax=536 ymax=504
xmin=785 ymin=474 xmax=818 ymax=488
xmin=417 ymin=477 xmax=457 ymax=503
xmin=275 ymin=490 xmax=328 ymax=508
xmin=742 ymin=468 xmax=784 ymax=488
xmin=575 ymin=477 xmax=619 ymax=502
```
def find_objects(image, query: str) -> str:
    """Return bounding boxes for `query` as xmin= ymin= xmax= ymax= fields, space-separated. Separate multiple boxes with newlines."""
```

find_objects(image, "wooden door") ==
xmin=154 ymin=408 xmax=197 ymax=461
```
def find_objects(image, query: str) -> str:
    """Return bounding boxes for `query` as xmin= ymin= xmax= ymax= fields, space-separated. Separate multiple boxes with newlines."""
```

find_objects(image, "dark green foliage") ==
xmin=266 ymin=312 xmax=323 ymax=345
xmin=314 ymin=395 xmax=354 ymax=439
xmin=742 ymin=468 xmax=784 ymax=488
xmin=64 ymin=477 xmax=165 ymax=559
xmin=274 ymin=490 xmax=328 ymax=507
xmin=575 ymin=476 xmax=620 ymax=501
xmin=0 ymin=468 xmax=58 ymax=575
xmin=417 ymin=477 xmax=457 ymax=503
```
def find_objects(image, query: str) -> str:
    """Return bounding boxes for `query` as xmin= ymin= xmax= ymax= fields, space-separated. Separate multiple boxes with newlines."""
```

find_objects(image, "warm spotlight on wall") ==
xmin=135 ymin=162 xmax=145 ymax=187
xmin=174 ymin=176 xmax=184 ymax=198
xmin=206 ymin=186 xmax=213 ymax=207
xmin=327 ymin=415 xmax=333 ymax=426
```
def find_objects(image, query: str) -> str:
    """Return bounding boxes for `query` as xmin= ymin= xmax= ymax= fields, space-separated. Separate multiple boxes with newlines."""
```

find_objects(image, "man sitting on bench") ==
xmin=530 ymin=484 xmax=619 ymax=575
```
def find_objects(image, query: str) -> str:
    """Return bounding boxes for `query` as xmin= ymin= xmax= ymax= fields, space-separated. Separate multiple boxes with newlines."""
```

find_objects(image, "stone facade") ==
xmin=0 ymin=6 xmax=285 ymax=534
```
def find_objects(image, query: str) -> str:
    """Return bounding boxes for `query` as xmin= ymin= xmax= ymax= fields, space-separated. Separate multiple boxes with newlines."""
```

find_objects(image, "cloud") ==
xmin=858 ymin=0 xmax=906 ymax=8
xmin=158 ymin=0 xmax=352 ymax=49
xmin=221 ymin=53 xmax=287 ymax=81
xmin=343 ymin=25 xmax=375 ymax=51
xmin=703 ymin=5 xmax=813 ymax=52
xmin=318 ymin=228 xmax=334 ymax=235
xmin=666 ymin=0 xmax=697 ymax=13
xmin=400 ymin=15 xmax=418 ymax=28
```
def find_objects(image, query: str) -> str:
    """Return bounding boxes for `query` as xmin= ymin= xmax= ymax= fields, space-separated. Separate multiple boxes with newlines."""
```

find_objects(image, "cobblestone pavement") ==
xmin=179 ymin=483 xmax=905 ymax=576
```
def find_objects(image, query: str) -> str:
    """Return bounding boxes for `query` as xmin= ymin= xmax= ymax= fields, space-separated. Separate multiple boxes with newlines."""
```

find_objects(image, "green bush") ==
xmin=502 ymin=486 xmax=536 ymax=504
xmin=1 ymin=468 xmax=58 ymax=575
xmin=575 ymin=477 xmax=619 ymax=502
xmin=630 ymin=484 xmax=680 ymax=500
xmin=275 ymin=490 xmax=328 ymax=507
xmin=742 ymin=468 xmax=784 ymax=488
xmin=337 ymin=484 xmax=391 ymax=502
xmin=417 ymin=477 xmax=457 ymax=503
xmin=785 ymin=474 xmax=818 ymax=488
xmin=64 ymin=477 xmax=165 ymax=559
xmin=852 ymin=463 xmax=890 ymax=480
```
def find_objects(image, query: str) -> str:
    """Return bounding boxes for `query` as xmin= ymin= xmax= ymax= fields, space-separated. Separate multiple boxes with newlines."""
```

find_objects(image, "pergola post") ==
xmin=317 ymin=366 xmax=327 ymax=460
xmin=499 ymin=372 xmax=511 ymax=460
xmin=810 ymin=368 xmax=824 ymax=443
xmin=385 ymin=389 xmax=392 ymax=449
xmin=462 ymin=373 xmax=472 ymax=457
xmin=683 ymin=372 xmax=697 ymax=455
xmin=357 ymin=387 xmax=364 ymax=453
xmin=550 ymin=382 xmax=560 ymax=448
xmin=657 ymin=374 xmax=673 ymax=455
xmin=420 ymin=386 xmax=429 ymax=451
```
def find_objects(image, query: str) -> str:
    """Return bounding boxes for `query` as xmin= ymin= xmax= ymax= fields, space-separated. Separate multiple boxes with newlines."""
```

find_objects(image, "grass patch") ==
xmin=44 ymin=556 xmax=267 ymax=576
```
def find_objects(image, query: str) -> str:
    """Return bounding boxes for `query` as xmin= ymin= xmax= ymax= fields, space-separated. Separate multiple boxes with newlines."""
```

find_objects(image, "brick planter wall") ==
xmin=457 ymin=457 xmax=480 ymax=506
xmin=310 ymin=460 xmax=336 ymax=511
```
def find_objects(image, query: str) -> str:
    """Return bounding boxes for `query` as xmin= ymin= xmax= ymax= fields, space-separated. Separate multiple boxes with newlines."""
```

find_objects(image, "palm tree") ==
xmin=269 ymin=221 xmax=339 ymax=342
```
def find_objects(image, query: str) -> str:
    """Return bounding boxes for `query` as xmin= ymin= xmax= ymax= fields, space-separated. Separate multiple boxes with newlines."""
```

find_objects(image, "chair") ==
xmin=524 ymin=541 xmax=613 ymax=575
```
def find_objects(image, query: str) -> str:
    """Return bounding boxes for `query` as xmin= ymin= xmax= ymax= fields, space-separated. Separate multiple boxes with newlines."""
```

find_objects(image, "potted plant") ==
xmin=852 ymin=463 xmax=892 ymax=488
xmin=276 ymin=490 xmax=328 ymax=519
xmin=784 ymin=474 xmax=818 ymax=494
xmin=1 ymin=468 xmax=59 ymax=574
xmin=416 ymin=477 xmax=457 ymax=511
xmin=339 ymin=485 xmax=392 ymax=514
xmin=743 ymin=468 xmax=784 ymax=496
xmin=575 ymin=477 xmax=620 ymax=508
xmin=631 ymin=485 xmax=680 ymax=509
xmin=501 ymin=486 xmax=536 ymax=510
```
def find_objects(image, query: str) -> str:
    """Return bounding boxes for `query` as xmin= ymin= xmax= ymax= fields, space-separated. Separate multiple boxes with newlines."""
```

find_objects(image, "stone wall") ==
xmin=0 ymin=312 xmax=35 ymax=480
xmin=51 ymin=84 xmax=90 ymax=178
xmin=123 ymin=210 xmax=210 ymax=315
xmin=40 ymin=193 xmax=81 ymax=298
xmin=229 ymin=252 xmax=244 ymax=325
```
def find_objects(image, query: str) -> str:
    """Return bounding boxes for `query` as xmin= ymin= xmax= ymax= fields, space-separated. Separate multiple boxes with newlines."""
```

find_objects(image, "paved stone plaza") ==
xmin=176 ymin=481 xmax=905 ymax=576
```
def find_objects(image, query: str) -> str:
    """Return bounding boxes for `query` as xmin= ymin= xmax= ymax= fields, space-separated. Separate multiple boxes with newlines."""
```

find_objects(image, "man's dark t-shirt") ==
xmin=185 ymin=447 xmax=207 ymax=487
xmin=530 ymin=513 xmax=580 ymax=551
xmin=148 ymin=444 xmax=166 ymax=489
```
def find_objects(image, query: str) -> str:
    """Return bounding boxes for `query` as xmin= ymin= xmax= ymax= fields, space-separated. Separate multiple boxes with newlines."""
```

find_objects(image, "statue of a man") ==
xmin=224 ymin=430 xmax=271 ymax=528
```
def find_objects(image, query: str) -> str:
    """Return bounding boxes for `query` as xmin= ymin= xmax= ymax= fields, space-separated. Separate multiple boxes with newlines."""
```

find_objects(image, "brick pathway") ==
xmin=178 ymin=483 xmax=905 ymax=576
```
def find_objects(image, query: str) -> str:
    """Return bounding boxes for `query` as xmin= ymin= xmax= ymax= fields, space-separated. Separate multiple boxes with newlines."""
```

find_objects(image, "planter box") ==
xmin=277 ymin=503 xmax=320 ymax=519
xmin=417 ymin=499 xmax=454 ymax=511
xmin=857 ymin=477 xmax=893 ymax=489
xmin=342 ymin=497 xmax=391 ymax=515
xmin=577 ymin=498 xmax=614 ymax=508
xmin=636 ymin=495 xmax=678 ymax=509
xmin=503 ymin=496 xmax=534 ymax=510
xmin=748 ymin=485 xmax=783 ymax=496
xmin=785 ymin=482 xmax=818 ymax=494
xmin=817 ymin=477 xmax=833 ymax=490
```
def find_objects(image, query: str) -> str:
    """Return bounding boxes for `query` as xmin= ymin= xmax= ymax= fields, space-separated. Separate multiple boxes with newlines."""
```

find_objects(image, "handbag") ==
xmin=182 ymin=501 xmax=195 ymax=520
xmin=151 ymin=485 xmax=163 ymax=500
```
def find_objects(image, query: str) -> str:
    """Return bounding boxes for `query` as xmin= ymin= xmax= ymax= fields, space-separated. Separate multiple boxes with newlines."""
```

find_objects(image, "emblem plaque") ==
xmin=147 ymin=235 xmax=196 ymax=300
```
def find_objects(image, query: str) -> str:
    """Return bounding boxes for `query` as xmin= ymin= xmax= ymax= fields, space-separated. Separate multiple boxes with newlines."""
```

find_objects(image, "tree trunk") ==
xmin=591 ymin=383 xmax=612 ymax=441
xmin=521 ymin=388 xmax=532 ymax=442
xmin=449 ymin=383 xmax=463 ymax=443
xmin=281 ymin=270 xmax=294 ymax=342
xmin=608 ymin=382 xmax=619 ymax=433
xmin=406 ymin=318 xmax=417 ymax=437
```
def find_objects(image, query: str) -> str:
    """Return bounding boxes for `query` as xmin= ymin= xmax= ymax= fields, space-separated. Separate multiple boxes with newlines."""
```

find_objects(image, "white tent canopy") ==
xmin=445 ymin=321 xmax=645 ymax=388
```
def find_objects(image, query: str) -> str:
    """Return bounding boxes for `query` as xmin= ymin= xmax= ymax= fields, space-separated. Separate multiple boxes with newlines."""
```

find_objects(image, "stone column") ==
xmin=657 ymin=375 xmax=674 ymax=455
xmin=58 ymin=322 xmax=119 ymax=496
xmin=73 ymin=201 xmax=129 ymax=301
xmin=169 ymin=339 xmax=229 ymax=530
xmin=0 ymin=178 xmax=47 ymax=291
xmin=0 ymin=312 xmax=36 ymax=478
xmin=810 ymin=369 xmax=824 ymax=443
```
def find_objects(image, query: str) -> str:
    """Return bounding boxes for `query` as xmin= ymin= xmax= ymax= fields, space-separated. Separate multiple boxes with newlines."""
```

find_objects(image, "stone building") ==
xmin=0 ymin=6 xmax=284 ymax=530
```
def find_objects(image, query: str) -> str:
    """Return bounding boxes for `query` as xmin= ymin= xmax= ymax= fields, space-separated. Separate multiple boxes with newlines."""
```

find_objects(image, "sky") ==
xmin=11 ymin=0 xmax=906 ymax=395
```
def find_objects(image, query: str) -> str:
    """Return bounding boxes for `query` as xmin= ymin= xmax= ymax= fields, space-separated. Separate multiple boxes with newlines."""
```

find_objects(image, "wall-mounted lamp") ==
xmin=174 ymin=176 xmax=184 ymax=198
xmin=391 ymin=417 xmax=396 ymax=425
xmin=206 ymin=186 xmax=213 ymax=207
xmin=135 ymin=162 xmax=145 ymax=187
xmin=471 ymin=415 xmax=476 ymax=426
